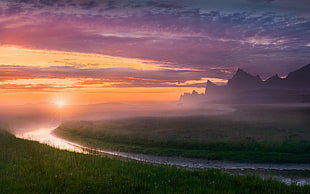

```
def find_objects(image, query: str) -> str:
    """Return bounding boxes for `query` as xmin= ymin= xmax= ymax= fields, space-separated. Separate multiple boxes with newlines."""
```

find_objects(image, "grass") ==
xmin=1 ymin=129 xmax=310 ymax=193
xmin=55 ymin=104 xmax=310 ymax=163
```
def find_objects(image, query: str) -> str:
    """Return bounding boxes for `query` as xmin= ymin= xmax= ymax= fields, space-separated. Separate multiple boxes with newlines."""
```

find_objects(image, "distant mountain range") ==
xmin=180 ymin=64 xmax=310 ymax=104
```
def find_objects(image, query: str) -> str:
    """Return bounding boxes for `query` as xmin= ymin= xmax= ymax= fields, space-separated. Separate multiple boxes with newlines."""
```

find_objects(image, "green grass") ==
xmin=1 ymin=129 xmax=309 ymax=193
xmin=55 ymin=105 xmax=310 ymax=163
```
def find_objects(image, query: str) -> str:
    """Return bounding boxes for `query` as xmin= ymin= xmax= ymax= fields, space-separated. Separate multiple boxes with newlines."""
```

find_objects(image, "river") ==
xmin=15 ymin=126 xmax=310 ymax=185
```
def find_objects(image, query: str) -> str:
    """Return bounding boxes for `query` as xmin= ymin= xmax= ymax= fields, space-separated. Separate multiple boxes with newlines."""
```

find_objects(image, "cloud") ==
xmin=145 ymin=1 xmax=184 ymax=9
xmin=248 ymin=0 xmax=275 ymax=2
xmin=0 ymin=65 xmax=230 ymax=90
xmin=79 ymin=1 xmax=98 ymax=9
xmin=0 ymin=0 xmax=309 ymax=78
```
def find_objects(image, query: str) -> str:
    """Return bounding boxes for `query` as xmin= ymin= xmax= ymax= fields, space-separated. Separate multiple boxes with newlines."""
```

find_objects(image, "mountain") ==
xmin=227 ymin=68 xmax=263 ymax=89
xmin=179 ymin=90 xmax=205 ymax=104
xmin=284 ymin=64 xmax=310 ymax=88
xmin=265 ymin=74 xmax=283 ymax=86
xmin=180 ymin=63 xmax=310 ymax=104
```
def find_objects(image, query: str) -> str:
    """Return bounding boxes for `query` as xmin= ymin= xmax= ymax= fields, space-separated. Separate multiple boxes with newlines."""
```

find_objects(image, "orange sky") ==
xmin=0 ymin=45 xmax=227 ymax=105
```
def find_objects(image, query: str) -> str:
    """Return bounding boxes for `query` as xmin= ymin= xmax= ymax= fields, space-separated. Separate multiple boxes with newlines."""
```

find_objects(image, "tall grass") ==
xmin=1 ymin=129 xmax=309 ymax=193
xmin=55 ymin=109 xmax=310 ymax=163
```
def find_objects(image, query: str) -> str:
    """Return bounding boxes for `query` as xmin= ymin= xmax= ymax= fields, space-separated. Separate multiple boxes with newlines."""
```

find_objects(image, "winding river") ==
xmin=15 ymin=126 xmax=310 ymax=185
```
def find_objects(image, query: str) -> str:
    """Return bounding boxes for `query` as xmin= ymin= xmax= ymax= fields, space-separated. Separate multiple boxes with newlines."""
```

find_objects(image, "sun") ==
xmin=55 ymin=100 xmax=65 ymax=107
xmin=52 ymin=94 xmax=68 ymax=108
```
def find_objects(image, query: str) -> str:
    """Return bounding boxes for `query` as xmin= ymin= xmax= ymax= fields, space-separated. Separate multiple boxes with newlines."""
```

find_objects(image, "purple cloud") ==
xmin=0 ymin=0 xmax=309 ymax=80
xmin=0 ymin=65 xmax=231 ymax=89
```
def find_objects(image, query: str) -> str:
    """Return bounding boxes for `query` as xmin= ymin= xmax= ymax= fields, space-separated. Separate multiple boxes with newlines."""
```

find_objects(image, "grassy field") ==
xmin=55 ymin=104 xmax=310 ymax=163
xmin=1 ymin=129 xmax=310 ymax=193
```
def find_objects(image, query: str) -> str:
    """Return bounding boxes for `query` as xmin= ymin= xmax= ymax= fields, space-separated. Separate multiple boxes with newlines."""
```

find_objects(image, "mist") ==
xmin=0 ymin=101 xmax=235 ymax=135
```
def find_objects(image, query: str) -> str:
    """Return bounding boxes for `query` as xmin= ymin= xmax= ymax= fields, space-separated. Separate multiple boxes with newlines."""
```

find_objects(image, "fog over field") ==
xmin=0 ymin=102 xmax=235 ymax=133
xmin=2 ymin=102 xmax=309 ymax=141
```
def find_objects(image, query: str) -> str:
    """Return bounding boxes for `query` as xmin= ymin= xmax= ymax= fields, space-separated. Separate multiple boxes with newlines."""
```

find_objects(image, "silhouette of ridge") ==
xmin=227 ymin=68 xmax=263 ymax=89
xmin=284 ymin=64 xmax=310 ymax=88
xmin=180 ymin=63 xmax=310 ymax=104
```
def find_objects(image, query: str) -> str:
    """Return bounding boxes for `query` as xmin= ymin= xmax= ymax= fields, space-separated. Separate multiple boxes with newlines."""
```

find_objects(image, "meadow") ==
xmin=55 ymin=104 xmax=310 ymax=163
xmin=1 ymin=129 xmax=310 ymax=193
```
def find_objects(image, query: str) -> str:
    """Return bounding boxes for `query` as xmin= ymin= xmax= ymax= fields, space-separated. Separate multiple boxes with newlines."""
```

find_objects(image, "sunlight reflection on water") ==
xmin=15 ymin=127 xmax=86 ymax=153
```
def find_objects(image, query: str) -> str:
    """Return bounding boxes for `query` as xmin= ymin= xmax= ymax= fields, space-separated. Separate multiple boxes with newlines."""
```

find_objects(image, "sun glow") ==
xmin=0 ymin=45 xmax=206 ymax=105
xmin=55 ymin=100 xmax=65 ymax=107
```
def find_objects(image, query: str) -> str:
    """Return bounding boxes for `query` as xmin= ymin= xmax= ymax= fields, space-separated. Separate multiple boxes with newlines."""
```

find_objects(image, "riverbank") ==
xmin=14 ymin=126 xmax=310 ymax=185
xmin=3 ymin=129 xmax=309 ymax=193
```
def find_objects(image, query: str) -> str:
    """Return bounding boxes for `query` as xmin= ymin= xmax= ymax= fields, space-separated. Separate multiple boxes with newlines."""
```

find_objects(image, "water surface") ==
xmin=15 ymin=126 xmax=310 ymax=185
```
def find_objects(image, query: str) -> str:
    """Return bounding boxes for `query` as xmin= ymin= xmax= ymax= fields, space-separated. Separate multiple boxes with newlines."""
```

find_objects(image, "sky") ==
xmin=0 ymin=0 xmax=309 ymax=105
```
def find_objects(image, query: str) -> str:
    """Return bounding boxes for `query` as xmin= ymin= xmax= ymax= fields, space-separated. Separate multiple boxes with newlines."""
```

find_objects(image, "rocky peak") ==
xmin=233 ymin=68 xmax=261 ymax=80
xmin=266 ymin=74 xmax=281 ymax=82
xmin=265 ymin=74 xmax=283 ymax=87
xmin=285 ymin=64 xmax=310 ymax=88
xmin=205 ymin=80 xmax=220 ymax=94
xmin=191 ymin=90 xmax=199 ymax=95
xmin=206 ymin=80 xmax=217 ymax=87
xmin=227 ymin=68 xmax=263 ymax=89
